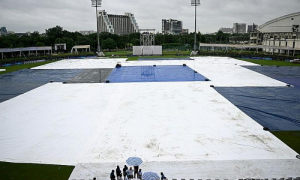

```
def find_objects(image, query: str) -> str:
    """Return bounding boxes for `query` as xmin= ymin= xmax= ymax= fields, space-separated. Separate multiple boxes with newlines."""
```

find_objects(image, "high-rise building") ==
xmin=247 ymin=24 xmax=258 ymax=33
xmin=98 ymin=10 xmax=139 ymax=35
xmin=181 ymin=29 xmax=189 ymax=35
xmin=233 ymin=23 xmax=247 ymax=34
xmin=0 ymin=27 xmax=8 ymax=36
xmin=162 ymin=19 xmax=183 ymax=35
xmin=219 ymin=27 xmax=233 ymax=34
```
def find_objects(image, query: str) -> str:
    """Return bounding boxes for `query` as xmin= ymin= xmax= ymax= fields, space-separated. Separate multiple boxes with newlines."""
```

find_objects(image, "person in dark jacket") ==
xmin=123 ymin=165 xmax=128 ymax=180
xmin=133 ymin=166 xmax=139 ymax=178
xmin=110 ymin=170 xmax=116 ymax=180
xmin=161 ymin=172 xmax=167 ymax=180
xmin=116 ymin=166 xmax=122 ymax=179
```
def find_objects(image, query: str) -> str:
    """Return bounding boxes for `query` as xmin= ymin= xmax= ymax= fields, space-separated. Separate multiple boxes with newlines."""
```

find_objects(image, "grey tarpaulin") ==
xmin=0 ymin=69 xmax=84 ymax=103
xmin=243 ymin=66 xmax=300 ymax=89
xmin=216 ymin=87 xmax=300 ymax=131
xmin=67 ymin=69 xmax=113 ymax=84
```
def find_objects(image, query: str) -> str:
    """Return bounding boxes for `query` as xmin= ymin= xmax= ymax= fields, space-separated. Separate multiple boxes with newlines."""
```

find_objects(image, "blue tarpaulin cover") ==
xmin=244 ymin=66 xmax=300 ymax=89
xmin=0 ymin=69 xmax=84 ymax=103
xmin=106 ymin=65 xmax=208 ymax=83
xmin=216 ymin=87 xmax=300 ymax=131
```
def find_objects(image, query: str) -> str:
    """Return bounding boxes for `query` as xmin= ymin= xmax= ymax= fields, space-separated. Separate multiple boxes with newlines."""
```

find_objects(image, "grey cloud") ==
xmin=0 ymin=0 xmax=300 ymax=33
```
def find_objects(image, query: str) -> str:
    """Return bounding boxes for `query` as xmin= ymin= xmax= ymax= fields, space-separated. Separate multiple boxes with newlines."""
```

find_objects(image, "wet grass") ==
xmin=272 ymin=131 xmax=300 ymax=154
xmin=104 ymin=50 xmax=190 ymax=56
xmin=238 ymin=58 xmax=300 ymax=66
xmin=104 ymin=51 xmax=132 ymax=56
xmin=0 ymin=162 xmax=74 ymax=180
xmin=127 ymin=55 xmax=190 ymax=61
xmin=161 ymin=50 xmax=191 ymax=55
xmin=0 ymin=61 xmax=58 ymax=75
xmin=0 ymin=53 xmax=95 ymax=62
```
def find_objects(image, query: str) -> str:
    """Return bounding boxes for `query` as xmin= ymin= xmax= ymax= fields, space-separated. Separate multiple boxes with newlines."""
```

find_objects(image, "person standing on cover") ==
xmin=161 ymin=172 xmax=167 ymax=180
xmin=110 ymin=170 xmax=116 ymax=180
xmin=126 ymin=167 xmax=134 ymax=180
xmin=137 ymin=169 xmax=143 ymax=180
xmin=123 ymin=165 xmax=128 ymax=180
xmin=116 ymin=166 xmax=122 ymax=180
xmin=133 ymin=165 xmax=139 ymax=178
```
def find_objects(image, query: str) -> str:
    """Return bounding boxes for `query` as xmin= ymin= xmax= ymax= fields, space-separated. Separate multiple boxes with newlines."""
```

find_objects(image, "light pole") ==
xmin=191 ymin=0 xmax=200 ymax=54
xmin=293 ymin=34 xmax=296 ymax=56
xmin=91 ymin=0 xmax=104 ymax=56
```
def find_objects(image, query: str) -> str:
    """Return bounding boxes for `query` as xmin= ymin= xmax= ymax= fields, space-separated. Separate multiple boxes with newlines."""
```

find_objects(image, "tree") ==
xmin=46 ymin=26 xmax=63 ymax=38
xmin=102 ymin=38 xmax=117 ymax=51
xmin=36 ymin=42 xmax=45 ymax=47
xmin=31 ymin=31 xmax=40 ymax=38
xmin=77 ymin=36 xmax=91 ymax=46
xmin=45 ymin=26 xmax=64 ymax=46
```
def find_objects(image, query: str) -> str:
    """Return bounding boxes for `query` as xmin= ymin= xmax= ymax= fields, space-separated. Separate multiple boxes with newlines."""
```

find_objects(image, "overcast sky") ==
xmin=0 ymin=0 xmax=300 ymax=34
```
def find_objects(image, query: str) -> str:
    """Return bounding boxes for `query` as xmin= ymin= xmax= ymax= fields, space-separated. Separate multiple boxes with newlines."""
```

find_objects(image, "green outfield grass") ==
xmin=127 ymin=55 xmax=190 ymax=61
xmin=0 ymin=162 xmax=74 ymax=180
xmin=104 ymin=51 xmax=132 ymax=56
xmin=103 ymin=50 xmax=190 ymax=56
xmin=272 ymin=131 xmax=300 ymax=154
xmin=238 ymin=58 xmax=300 ymax=66
xmin=161 ymin=50 xmax=191 ymax=55
xmin=0 ymin=52 xmax=95 ymax=63
xmin=0 ymin=61 xmax=58 ymax=75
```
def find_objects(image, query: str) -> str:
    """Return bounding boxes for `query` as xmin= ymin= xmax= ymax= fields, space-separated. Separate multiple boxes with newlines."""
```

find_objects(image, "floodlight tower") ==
xmin=91 ymin=0 xmax=105 ymax=56
xmin=191 ymin=0 xmax=200 ymax=54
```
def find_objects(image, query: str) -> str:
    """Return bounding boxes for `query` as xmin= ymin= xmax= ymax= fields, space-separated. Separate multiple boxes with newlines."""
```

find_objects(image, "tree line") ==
xmin=0 ymin=26 xmax=250 ymax=52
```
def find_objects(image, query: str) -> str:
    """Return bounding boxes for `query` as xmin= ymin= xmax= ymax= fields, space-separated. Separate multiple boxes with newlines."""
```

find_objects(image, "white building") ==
xmin=98 ymin=10 xmax=139 ymax=35
xmin=251 ymin=12 xmax=300 ymax=55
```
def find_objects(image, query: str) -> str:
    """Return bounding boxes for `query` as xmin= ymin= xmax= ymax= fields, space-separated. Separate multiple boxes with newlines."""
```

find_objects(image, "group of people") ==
xmin=110 ymin=165 xmax=141 ymax=180
xmin=110 ymin=165 xmax=167 ymax=180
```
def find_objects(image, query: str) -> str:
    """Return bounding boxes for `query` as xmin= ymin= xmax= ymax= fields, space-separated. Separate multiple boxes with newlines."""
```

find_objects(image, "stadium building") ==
xmin=250 ymin=12 xmax=300 ymax=55
xmin=98 ymin=10 xmax=139 ymax=35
